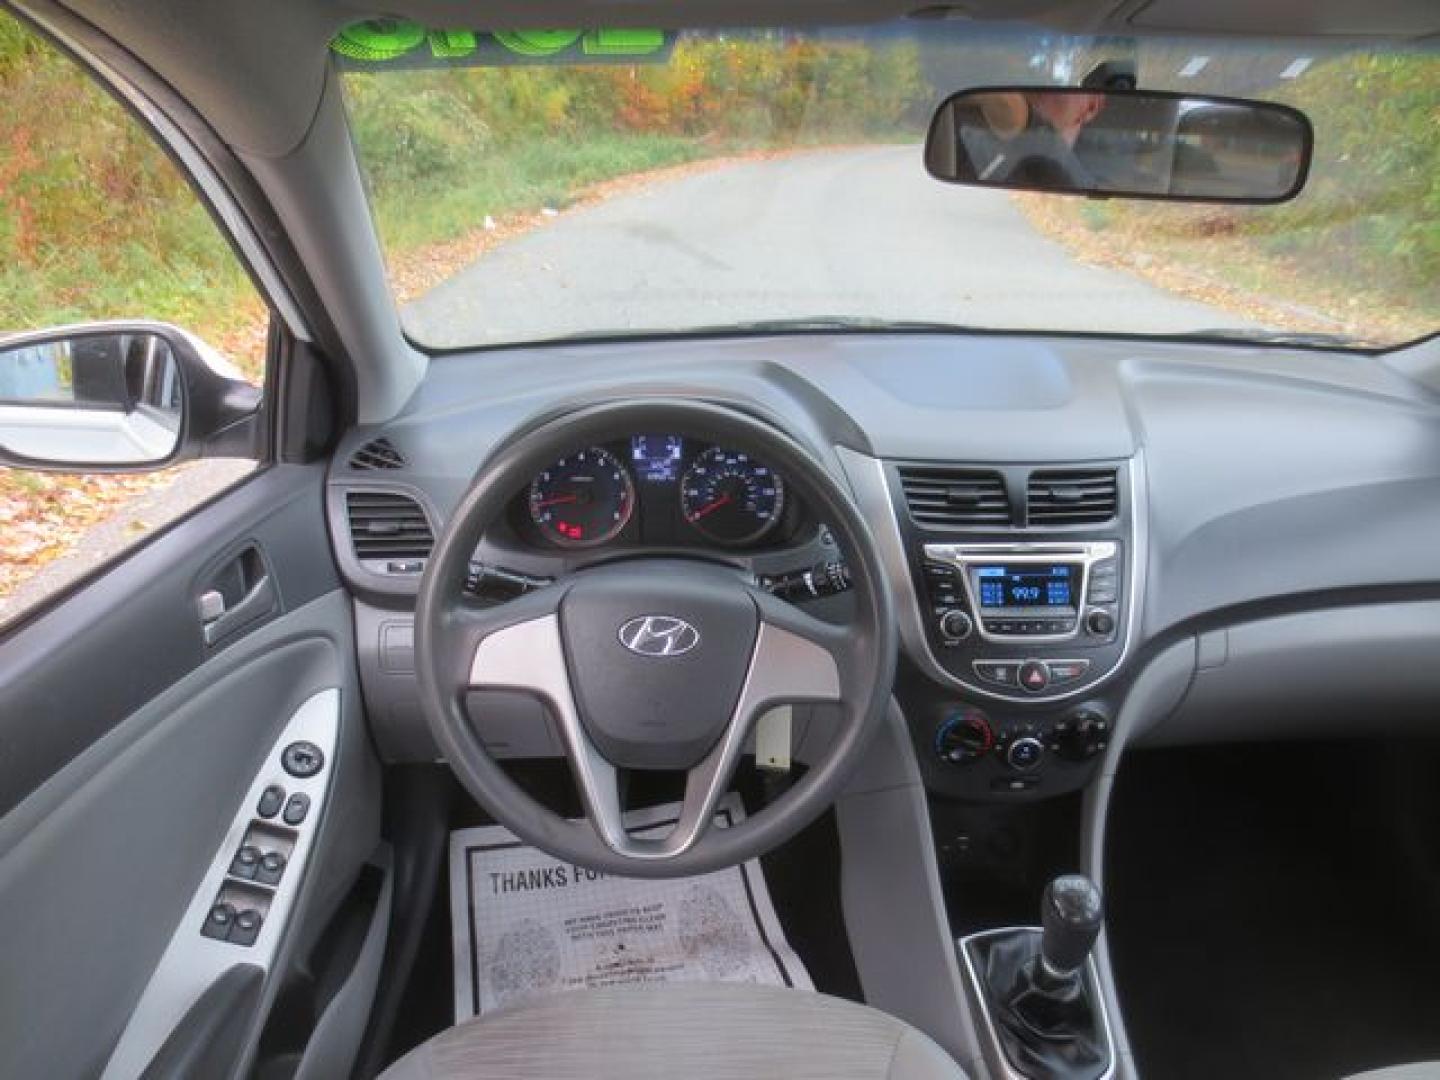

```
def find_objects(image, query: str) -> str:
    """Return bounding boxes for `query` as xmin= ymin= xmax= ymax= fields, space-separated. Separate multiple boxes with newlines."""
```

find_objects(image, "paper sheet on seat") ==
xmin=448 ymin=793 xmax=813 ymax=1021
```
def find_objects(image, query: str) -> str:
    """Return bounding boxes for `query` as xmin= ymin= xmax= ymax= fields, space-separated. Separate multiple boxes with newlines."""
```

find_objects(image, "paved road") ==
xmin=406 ymin=144 xmax=1236 ymax=347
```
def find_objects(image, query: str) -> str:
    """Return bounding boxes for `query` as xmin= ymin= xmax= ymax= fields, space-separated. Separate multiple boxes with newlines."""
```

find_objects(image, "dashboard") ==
xmin=324 ymin=331 xmax=1440 ymax=790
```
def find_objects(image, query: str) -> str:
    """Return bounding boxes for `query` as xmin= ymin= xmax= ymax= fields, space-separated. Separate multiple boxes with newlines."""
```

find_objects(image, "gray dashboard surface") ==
xmin=330 ymin=331 xmax=1440 ymax=715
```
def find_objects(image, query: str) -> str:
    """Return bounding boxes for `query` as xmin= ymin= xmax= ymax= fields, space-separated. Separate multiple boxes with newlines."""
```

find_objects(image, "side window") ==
xmin=0 ymin=10 xmax=270 ymax=628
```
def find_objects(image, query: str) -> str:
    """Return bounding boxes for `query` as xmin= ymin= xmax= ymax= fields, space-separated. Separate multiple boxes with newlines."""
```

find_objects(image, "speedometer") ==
xmin=680 ymin=447 xmax=786 ymax=546
xmin=528 ymin=446 xmax=635 ymax=548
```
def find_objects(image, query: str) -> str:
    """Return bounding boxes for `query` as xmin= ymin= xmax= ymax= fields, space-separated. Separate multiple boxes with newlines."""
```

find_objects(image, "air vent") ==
xmin=897 ymin=466 xmax=1011 ymax=527
xmin=1026 ymin=469 xmax=1119 ymax=526
xmin=345 ymin=491 xmax=434 ymax=563
xmin=349 ymin=437 xmax=405 ymax=471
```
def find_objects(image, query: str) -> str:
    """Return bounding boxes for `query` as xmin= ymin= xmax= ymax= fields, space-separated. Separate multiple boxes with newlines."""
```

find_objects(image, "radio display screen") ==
xmin=974 ymin=564 xmax=1075 ymax=609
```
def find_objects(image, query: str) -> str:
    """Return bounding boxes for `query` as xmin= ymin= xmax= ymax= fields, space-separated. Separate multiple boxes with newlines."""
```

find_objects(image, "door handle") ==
xmin=198 ymin=545 xmax=276 ymax=646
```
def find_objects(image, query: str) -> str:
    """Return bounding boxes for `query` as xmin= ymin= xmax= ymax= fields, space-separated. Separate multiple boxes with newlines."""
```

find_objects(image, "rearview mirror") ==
xmin=0 ymin=323 xmax=261 ymax=471
xmin=925 ymin=87 xmax=1312 ymax=203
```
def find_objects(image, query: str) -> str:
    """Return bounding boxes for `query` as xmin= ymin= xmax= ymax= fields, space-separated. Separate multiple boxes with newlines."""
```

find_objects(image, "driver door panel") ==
xmin=0 ymin=466 xmax=381 ymax=1079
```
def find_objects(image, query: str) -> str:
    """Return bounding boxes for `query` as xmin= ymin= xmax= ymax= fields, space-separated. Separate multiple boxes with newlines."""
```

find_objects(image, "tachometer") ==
xmin=680 ymin=447 xmax=786 ymax=546
xmin=528 ymin=446 xmax=635 ymax=548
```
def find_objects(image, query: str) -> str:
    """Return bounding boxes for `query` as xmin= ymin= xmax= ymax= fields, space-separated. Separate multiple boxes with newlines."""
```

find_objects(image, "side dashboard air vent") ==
xmin=897 ymin=466 xmax=1011 ymax=528
xmin=345 ymin=491 xmax=434 ymax=563
xmin=349 ymin=437 xmax=406 ymax=471
xmin=1026 ymin=468 xmax=1119 ymax=526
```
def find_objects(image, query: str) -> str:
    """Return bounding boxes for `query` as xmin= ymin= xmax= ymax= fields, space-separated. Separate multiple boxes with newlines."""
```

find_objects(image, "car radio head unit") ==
xmin=919 ymin=541 xmax=1121 ymax=647
xmin=974 ymin=564 xmax=1076 ymax=611
xmin=970 ymin=562 xmax=1080 ymax=636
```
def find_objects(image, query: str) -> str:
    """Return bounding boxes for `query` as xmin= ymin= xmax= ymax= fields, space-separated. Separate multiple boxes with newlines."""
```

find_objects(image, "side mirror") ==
xmin=0 ymin=322 xmax=260 ymax=472
xmin=925 ymin=87 xmax=1312 ymax=204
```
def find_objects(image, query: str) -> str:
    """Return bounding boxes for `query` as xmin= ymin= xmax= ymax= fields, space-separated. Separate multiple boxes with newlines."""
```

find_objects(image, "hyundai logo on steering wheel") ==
xmin=618 ymin=615 xmax=701 ymax=657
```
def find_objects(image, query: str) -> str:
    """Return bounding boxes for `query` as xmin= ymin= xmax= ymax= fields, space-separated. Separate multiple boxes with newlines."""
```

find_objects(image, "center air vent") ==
xmin=1026 ymin=468 xmax=1118 ymax=526
xmin=349 ymin=437 xmax=405 ymax=471
xmin=345 ymin=491 xmax=434 ymax=564
xmin=897 ymin=466 xmax=1011 ymax=528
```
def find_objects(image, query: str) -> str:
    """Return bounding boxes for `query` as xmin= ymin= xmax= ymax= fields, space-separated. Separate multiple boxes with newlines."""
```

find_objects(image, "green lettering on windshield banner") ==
xmin=331 ymin=21 xmax=674 ymax=69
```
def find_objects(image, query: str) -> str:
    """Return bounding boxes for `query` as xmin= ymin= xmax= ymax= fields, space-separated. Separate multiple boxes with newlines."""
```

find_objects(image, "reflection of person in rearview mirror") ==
xmin=974 ymin=91 xmax=1107 ymax=148
xmin=947 ymin=90 xmax=1108 ymax=191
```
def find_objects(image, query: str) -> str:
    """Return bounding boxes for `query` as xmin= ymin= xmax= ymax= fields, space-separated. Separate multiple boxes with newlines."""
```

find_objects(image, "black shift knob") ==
xmin=1040 ymin=874 xmax=1103 ymax=978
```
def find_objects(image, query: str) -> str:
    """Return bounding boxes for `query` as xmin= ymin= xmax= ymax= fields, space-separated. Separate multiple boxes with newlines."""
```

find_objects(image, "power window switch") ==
xmin=282 ymin=793 xmax=311 ymax=826
xmin=230 ymin=908 xmax=263 ymax=947
xmin=257 ymin=785 xmax=285 ymax=819
xmin=255 ymin=850 xmax=287 ymax=886
xmin=281 ymin=741 xmax=324 ymax=779
xmin=228 ymin=845 xmax=261 ymax=880
xmin=201 ymin=902 xmax=236 ymax=941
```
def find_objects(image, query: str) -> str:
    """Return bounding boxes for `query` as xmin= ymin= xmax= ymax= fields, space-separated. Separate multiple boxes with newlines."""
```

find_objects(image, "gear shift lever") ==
xmin=967 ymin=874 xmax=1111 ymax=1079
xmin=1038 ymin=874 xmax=1104 ymax=985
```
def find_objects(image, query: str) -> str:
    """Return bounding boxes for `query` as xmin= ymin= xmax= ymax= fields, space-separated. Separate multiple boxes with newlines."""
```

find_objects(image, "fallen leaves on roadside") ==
xmin=0 ymin=467 xmax=188 ymax=599
xmin=1012 ymin=194 xmax=1434 ymax=344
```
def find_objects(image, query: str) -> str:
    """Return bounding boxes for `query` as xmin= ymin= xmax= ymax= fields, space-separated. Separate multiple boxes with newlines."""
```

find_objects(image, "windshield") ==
xmin=339 ymin=25 xmax=1438 ymax=350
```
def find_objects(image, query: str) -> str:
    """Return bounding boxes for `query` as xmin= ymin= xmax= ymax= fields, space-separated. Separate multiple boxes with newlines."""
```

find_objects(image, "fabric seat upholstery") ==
xmin=379 ymin=983 xmax=967 ymax=1080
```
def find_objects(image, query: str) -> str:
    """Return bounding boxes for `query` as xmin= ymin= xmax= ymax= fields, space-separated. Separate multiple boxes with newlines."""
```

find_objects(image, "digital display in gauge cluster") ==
xmin=525 ymin=435 xmax=789 ymax=549
xmin=630 ymin=434 xmax=684 ymax=483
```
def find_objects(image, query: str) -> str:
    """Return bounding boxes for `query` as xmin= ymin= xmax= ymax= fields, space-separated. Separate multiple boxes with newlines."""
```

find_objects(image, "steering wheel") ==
xmin=415 ymin=398 xmax=896 ymax=878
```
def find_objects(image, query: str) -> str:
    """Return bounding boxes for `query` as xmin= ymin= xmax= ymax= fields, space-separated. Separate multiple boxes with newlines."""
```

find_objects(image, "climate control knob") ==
xmin=935 ymin=709 xmax=994 ymax=765
xmin=1051 ymin=709 xmax=1111 ymax=762
xmin=1006 ymin=736 xmax=1045 ymax=772
xmin=938 ymin=609 xmax=974 ymax=642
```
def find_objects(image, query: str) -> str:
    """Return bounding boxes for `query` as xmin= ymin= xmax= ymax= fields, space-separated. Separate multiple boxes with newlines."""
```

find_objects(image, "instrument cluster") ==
xmin=517 ymin=435 xmax=794 ymax=551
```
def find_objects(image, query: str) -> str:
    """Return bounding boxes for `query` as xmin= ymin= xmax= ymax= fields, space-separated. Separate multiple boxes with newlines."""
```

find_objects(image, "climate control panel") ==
xmin=924 ymin=702 xmax=1111 ymax=799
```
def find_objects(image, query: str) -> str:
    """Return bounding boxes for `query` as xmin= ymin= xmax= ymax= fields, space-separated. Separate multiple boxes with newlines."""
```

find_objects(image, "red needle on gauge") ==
xmin=535 ymin=494 xmax=579 ymax=508
xmin=687 ymin=494 xmax=732 ymax=521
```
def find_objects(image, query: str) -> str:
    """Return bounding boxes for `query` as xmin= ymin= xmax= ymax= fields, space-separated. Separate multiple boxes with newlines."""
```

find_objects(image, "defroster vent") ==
xmin=349 ymin=437 xmax=406 ymax=471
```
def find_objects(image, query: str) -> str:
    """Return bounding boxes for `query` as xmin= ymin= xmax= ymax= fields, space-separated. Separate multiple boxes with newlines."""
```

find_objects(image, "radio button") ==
xmin=1018 ymin=661 xmax=1050 ymax=693
xmin=1088 ymin=564 xmax=1119 ymax=604
xmin=938 ymin=609 xmax=974 ymax=642
xmin=1045 ymin=660 xmax=1091 ymax=686
xmin=973 ymin=661 xmax=1020 ymax=687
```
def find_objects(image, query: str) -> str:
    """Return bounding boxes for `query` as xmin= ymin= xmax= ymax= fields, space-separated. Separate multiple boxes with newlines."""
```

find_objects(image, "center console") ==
xmin=841 ymin=453 xmax=1144 ymax=804
xmin=834 ymin=447 xmax=1141 ymax=1078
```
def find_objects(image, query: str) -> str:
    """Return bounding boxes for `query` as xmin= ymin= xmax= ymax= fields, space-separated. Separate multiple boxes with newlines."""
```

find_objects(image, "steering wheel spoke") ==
xmin=748 ymin=588 xmax=848 ymax=700
xmin=436 ymin=585 xmax=566 ymax=696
